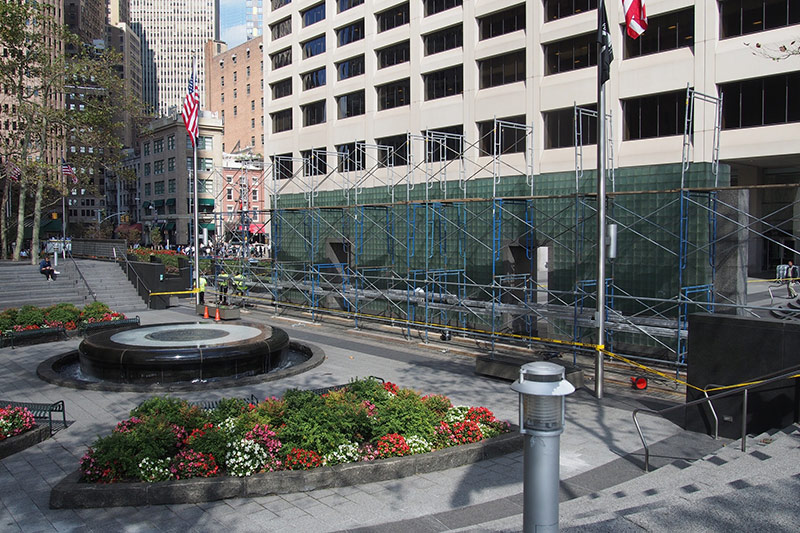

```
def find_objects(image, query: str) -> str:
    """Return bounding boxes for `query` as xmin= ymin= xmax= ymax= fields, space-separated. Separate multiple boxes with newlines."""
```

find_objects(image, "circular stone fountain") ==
xmin=79 ymin=323 xmax=289 ymax=384
xmin=37 ymin=322 xmax=324 ymax=392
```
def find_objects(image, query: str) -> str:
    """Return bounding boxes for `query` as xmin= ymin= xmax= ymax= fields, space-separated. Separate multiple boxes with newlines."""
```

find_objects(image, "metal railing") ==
xmin=65 ymin=251 xmax=97 ymax=303
xmin=115 ymin=250 xmax=153 ymax=304
xmin=632 ymin=364 xmax=800 ymax=471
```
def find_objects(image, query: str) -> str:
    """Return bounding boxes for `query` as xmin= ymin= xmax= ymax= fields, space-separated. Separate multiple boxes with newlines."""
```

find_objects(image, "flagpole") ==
xmin=192 ymin=56 xmax=201 ymax=307
xmin=595 ymin=0 xmax=608 ymax=399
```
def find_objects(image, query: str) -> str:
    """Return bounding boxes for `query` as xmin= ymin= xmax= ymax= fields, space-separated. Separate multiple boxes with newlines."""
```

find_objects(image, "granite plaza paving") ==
xmin=1 ymin=304 xmax=799 ymax=532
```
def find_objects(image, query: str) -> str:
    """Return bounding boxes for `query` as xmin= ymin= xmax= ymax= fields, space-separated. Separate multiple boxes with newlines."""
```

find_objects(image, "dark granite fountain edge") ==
xmin=0 ymin=425 xmax=51 ymax=461
xmin=35 ymin=341 xmax=325 ymax=393
xmin=49 ymin=430 xmax=522 ymax=509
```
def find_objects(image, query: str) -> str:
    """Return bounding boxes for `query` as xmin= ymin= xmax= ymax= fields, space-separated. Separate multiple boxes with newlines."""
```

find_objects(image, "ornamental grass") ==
xmin=78 ymin=378 xmax=510 ymax=483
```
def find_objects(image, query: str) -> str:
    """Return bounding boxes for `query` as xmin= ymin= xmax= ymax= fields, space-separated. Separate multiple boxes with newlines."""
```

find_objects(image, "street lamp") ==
xmin=511 ymin=361 xmax=575 ymax=533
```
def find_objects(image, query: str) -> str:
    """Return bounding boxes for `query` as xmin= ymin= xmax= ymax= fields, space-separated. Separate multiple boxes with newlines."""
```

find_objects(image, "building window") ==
xmin=478 ymin=4 xmax=526 ymax=39
xmin=143 ymin=142 xmax=150 ymax=155
xmin=623 ymin=90 xmax=688 ymax=140
xmin=424 ymin=25 xmax=462 ymax=55
xmin=167 ymin=157 xmax=175 ymax=171
xmin=167 ymin=135 xmax=175 ymax=150
xmin=271 ymin=0 xmax=290 ymax=10
xmin=252 ymin=189 xmax=258 ymax=201
xmin=424 ymin=0 xmax=461 ymax=17
xmin=625 ymin=8 xmax=694 ymax=58
xmin=375 ymin=134 xmax=408 ymax=166
xmin=272 ymin=154 xmax=293 ymax=180
xmin=479 ymin=50 xmax=526 ymax=89
xmin=544 ymin=0 xmax=596 ymax=22
xmin=720 ymin=0 xmax=800 ymax=38
xmin=302 ymin=35 xmax=326 ymax=58
xmin=168 ymin=179 xmax=176 ymax=193
xmin=377 ymin=2 xmax=409 ymax=32
xmin=270 ymin=47 xmax=291 ymax=70
xmin=233 ymin=71 xmax=237 ymax=82
xmin=544 ymin=33 xmax=598 ymax=75
xmin=198 ymin=158 xmax=213 ymax=172
xmin=338 ymin=0 xmax=363 ymax=13
xmin=544 ymin=104 xmax=597 ymax=148
xmin=302 ymin=100 xmax=326 ymax=126
xmin=246 ymin=83 xmax=251 ymax=95
xmin=301 ymin=67 xmax=326 ymax=90
xmin=154 ymin=160 xmax=164 ymax=174
xmin=377 ymin=78 xmax=410 ymax=110
xmin=144 ymin=183 xmax=151 ymax=196
xmin=234 ymin=105 xmax=238 ymax=116
xmin=154 ymin=181 xmax=164 ymax=194
xmin=302 ymin=2 xmax=325 ymax=26
xmin=251 ymin=136 xmax=256 ymax=146
xmin=197 ymin=136 xmax=213 ymax=150
xmin=720 ymin=72 xmax=800 ymax=129
xmin=221 ymin=76 xmax=224 ymax=87
xmin=377 ymin=41 xmax=410 ymax=68
xmin=337 ymin=142 xmax=365 ymax=171
xmin=337 ymin=19 xmax=365 ymax=46
xmin=144 ymin=162 xmax=151 ymax=175
xmin=424 ymin=66 xmax=463 ymax=100
xmin=221 ymin=93 xmax=225 ymax=103
xmin=270 ymin=17 xmax=291 ymax=40
xmin=233 ymin=88 xmax=238 ymax=99
xmin=153 ymin=138 xmax=164 ymax=153
xmin=337 ymin=55 xmax=365 ymax=80
xmin=337 ymin=90 xmax=366 ymax=118
xmin=424 ymin=126 xmax=463 ymax=162
xmin=251 ymin=100 xmax=255 ymax=111
xmin=251 ymin=118 xmax=255 ymax=128
xmin=269 ymin=78 xmax=292 ymax=100
xmin=272 ymin=108 xmax=293 ymax=132
xmin=246 ymin=66 xmax=250 ymax=77
xmin=302 ymin=148 xmax=327 ymax=175
xmin=477 ymin=115 xmax=527 ymax=156
xmin=227 ymin=187 xmax=233 ymax=200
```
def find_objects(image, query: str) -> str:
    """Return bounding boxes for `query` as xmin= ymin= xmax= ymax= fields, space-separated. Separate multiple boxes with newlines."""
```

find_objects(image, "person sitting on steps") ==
xmin=39 ymin=254 xmax=57 ymax=282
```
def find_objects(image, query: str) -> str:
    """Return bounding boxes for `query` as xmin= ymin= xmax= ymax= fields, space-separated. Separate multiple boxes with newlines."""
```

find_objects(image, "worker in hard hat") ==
xmin=217 ymin=271 xmax=230 ymax=305
xmin=198 ymin=274 xmax=207 ymax=304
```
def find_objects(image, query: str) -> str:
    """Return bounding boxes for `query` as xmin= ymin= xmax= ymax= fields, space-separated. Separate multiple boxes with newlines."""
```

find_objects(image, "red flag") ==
xmin=182 ymin=60 xmax=200 ymax=147
xmin=622 ymin=0 xmax=647 ymax=39
xmin=6 ymin=162 xmax=21 ymax=181
xmin=61 ymin=159 xmax=77 ymax=184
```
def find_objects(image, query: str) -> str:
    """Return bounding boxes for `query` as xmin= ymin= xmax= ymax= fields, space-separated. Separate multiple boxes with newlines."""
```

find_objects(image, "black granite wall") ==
xmin=686 ymin=314 xmax=800 ymax=438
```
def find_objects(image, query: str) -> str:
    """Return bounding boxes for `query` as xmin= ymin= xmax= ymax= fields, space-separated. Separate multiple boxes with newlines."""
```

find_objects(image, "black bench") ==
xmin=2 ymin=327 xmax=67 ymax=349
xmin=0 ymin=400 xmax=66 ymax=435
xmin=187 ymin=394 xmax=260 ymax=411
xmin=80 ymin=316 xmax=140 ymax=336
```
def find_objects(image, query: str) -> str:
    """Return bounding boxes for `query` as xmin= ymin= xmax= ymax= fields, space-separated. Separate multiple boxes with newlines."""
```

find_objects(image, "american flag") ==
xmin=622 ymin=0 xmax=648 ymax=39
xmin=61 ymin=159 xmax=77 ymax=184
xmin=182 ymin=59 xmax=200 ymax=147
xmin=6 ymin=162 xmax=21 ymax=181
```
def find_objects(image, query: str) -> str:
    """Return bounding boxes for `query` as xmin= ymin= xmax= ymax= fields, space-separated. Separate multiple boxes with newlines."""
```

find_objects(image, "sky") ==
xmin=219 ymin=0 xmax=249 ymax=48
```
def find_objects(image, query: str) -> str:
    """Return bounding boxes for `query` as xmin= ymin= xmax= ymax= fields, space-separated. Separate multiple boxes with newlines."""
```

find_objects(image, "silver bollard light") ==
xmin=511 ymin=361 xmax=575 ymax=533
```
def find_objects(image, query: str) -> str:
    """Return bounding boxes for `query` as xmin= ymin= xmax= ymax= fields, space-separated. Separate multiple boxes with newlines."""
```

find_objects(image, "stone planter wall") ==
xmin=50 ymin=431 xmax=522 ymax=509
xmin=0 ymin=425 xmax=50 ymax=460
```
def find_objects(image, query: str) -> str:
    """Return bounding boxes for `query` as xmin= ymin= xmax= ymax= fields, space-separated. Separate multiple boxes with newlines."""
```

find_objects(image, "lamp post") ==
xmin=511 ymin=362 xmax=575 ymax=533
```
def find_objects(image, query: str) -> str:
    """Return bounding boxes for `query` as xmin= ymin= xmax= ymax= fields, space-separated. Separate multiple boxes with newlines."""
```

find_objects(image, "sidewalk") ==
xmin=0 ymin=305 xmax=784 ymax=532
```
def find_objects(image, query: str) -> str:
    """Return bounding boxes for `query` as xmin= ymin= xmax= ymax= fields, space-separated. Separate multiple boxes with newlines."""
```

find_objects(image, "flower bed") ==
xmin=76 ymin=378 xmax=510 ymax=484
xmin=0 ymin=302 xmax=125 ymax=336
xmin=0 ymin=406 xmax=49 ymax=460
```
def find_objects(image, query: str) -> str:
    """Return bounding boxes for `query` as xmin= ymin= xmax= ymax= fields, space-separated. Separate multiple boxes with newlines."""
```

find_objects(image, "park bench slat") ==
xmin=0 ymin=400 xmax=66 ymax=435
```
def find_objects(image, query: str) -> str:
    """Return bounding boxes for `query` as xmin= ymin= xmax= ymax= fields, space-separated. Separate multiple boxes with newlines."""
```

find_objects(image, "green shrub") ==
xmin=131 ymin=396 xmax=190 ymax=421
xmin=89 ymin=417 xmax=178 ymax=479
xmin=81 ymin=301 xmax=111 ymax=320
xmin=16 ymin=305 xmax=44 ymax=327
xmin=0 ymin=308 xmax=18 ymax=331
xmin=374 ymin=389 xmax=438 ymax=440
xmin=209 ymin=398 xmax=248 ymax=425
xmin=45 ymin=303 xmax=81 ymax=324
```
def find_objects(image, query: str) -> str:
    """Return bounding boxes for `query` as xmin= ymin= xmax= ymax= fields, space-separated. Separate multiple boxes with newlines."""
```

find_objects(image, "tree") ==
xmin=746 ymin=39 xmax=800 ymax=61
xmin=0 ymin=1 xmax=145 ymax=261
xmin=150 ymin=227 xmax=163 ymax=249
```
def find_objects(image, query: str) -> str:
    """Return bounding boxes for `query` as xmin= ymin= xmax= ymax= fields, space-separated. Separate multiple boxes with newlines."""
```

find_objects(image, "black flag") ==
xmin=598 ymin=1 xmax=613 ymax=85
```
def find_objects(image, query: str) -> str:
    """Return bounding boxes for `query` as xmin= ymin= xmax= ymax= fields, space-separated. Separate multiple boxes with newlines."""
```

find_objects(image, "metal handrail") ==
xmin=633 ymin=364 xmax=800 ymax=472
xmin=65 ymin=251 xmax=97 ymax=303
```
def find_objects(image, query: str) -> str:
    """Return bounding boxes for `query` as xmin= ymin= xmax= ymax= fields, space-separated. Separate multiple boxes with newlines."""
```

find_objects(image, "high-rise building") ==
xmin=204 ymin=38 xmax=265 ymax=156
xmin=130 ymin=0 xmax=220 ymax=115
xmin=263 ymin=0 xmax=800 ymax=274
xmin=246 ymin=0 xmax=263 ymax=40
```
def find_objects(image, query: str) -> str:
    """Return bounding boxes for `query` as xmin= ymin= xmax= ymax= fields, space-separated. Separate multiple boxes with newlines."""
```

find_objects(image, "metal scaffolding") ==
xmin=204 ymin=113 xmax=800 ymax=370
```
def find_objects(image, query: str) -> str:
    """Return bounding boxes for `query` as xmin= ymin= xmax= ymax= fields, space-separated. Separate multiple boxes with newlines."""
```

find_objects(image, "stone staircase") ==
xmin=0 ymin=258 xmax=146 ymax=312
xmin=560 ymin=424 xmax=800 ymax=530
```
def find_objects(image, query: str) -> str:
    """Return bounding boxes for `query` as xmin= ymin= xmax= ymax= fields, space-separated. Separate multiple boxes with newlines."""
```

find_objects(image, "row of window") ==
xmin=142 ymin=157 xmax=215 ymax=177
xmin=142 ymin=136 xmax=212 ymax=155
xmin=271 ymin=72 xmax=800 ymax=148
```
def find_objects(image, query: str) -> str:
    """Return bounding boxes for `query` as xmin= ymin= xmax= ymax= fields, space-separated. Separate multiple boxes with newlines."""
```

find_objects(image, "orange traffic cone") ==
xmin=214 ymin=307 xmax=221 ymax=322
xmin=203 ymin=306 xmax=209 ymax=319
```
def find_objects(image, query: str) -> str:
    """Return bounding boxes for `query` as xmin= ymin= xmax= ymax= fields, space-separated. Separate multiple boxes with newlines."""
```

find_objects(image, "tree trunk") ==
xmin=1 ymin=178 xmax=9 ymax=259
xmin=12 ymin=180 xmax=26 ymax=261
xmin=30 ymin=174 xmax=44 ymax=265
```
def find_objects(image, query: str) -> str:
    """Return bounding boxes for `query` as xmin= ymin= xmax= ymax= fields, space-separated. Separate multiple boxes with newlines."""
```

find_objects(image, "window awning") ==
xmin=153 ymin=199 xmax=165 ymax=208
xmin=198 ymin=198 xmax=215 ymax=207
xmin=200 ymin=223 xmax=216 ymax=230
xmin=164 ymin=222 xmax=176 ymax=230
xmin=142 ymin=201 xmax=151 ymax=209
xmin=166 ymin=198 xmax=176 ymax=206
